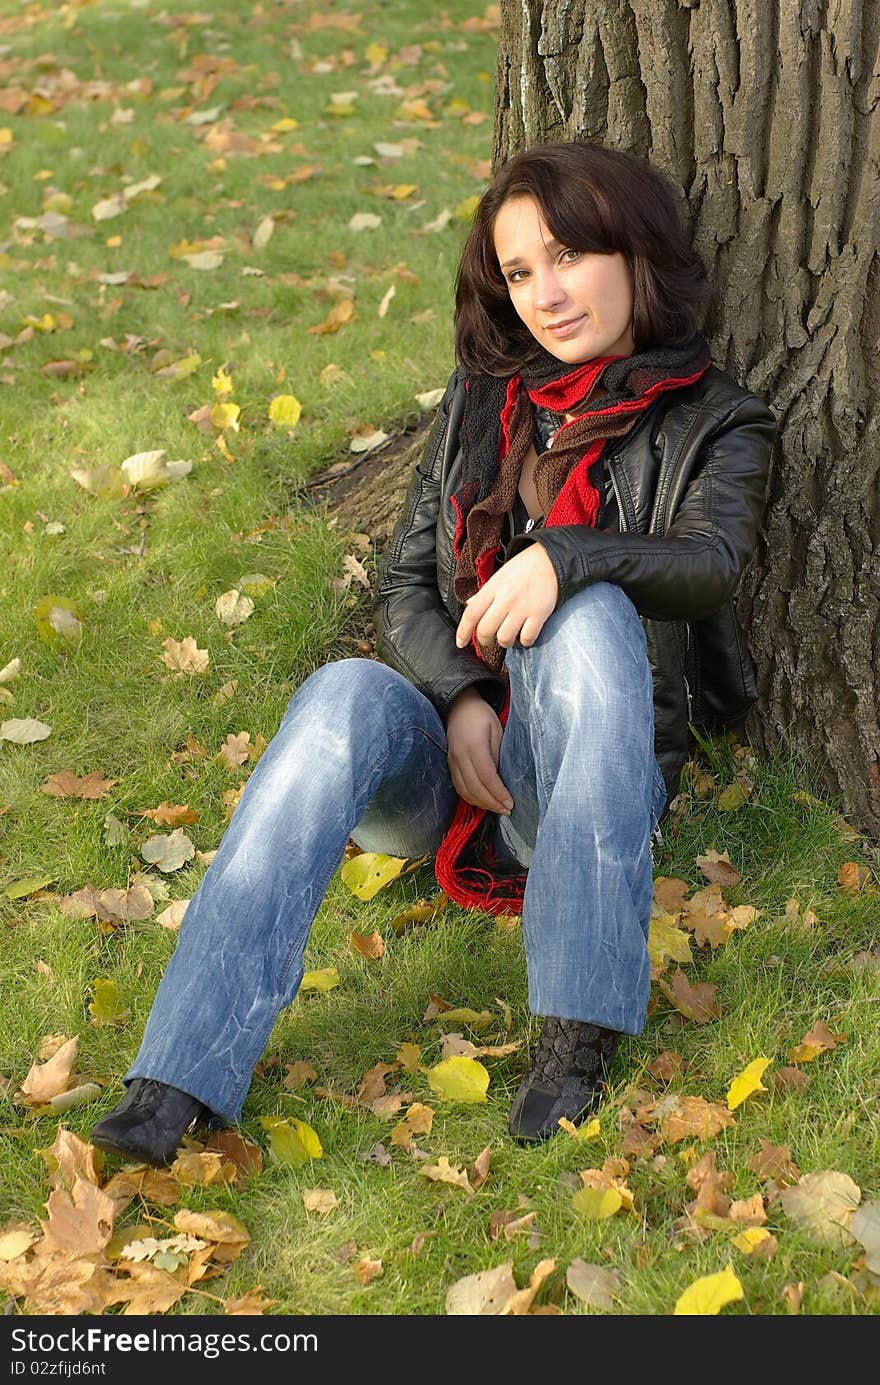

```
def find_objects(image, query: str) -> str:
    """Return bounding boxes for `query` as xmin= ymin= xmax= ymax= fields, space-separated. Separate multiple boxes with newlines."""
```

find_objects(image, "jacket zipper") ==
xmin=683 ymin=622 xmax=694 ymax=724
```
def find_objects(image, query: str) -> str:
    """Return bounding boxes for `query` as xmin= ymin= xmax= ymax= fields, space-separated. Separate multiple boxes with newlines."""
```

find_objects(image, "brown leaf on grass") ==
xmin=647 ymin=1050 xmax=689 ymax=1082
xmin=783 ymin=1281 xmax=806 ymax=1313
xmin=139 ymin=801 xmax=200 ymax=826
xmin=39 ymin=1127 xmax=102 ymax=1191
xmin=695 ymin=850 xmax=742 ymax=886
xmin=350 ymin=928 xmax=385 ymax=959
xmin=156 ymin=900 xmax=189 ymax=931
xmin=652 ymin=876 xmax=690 ymax=912
xmin=40 ymin=770 xmax=117 ymax=799
xmin=203 ymin=1130 xmax=262 ymax=1181
xmin=283 ymin=1060 xmax=317 ymax=1091
xmin=499 ymin=1258 xmax=556 ymax=1316
xmin=171 ymin=1151 xmax=235 ymax=1187
xmin=775 ymin=1171 xmax=860 ymax=1246
xmin=173 ymin=1209 xmax=250 ymax=1262
xmin=838 ymin=861 xmax=872 ymax=895
xmin=21 ymin=1037 xmax=79 ymax=1106
xmin=161 ymin=635 xmax=209 ymax=677
xmin=216 ymin=731 xmax=251 ymax=769
xmin=0 ymin=1243 xmax=117 ymax=1315
xmin=420 ymin=1157 xmax=474 ymax=1194
xmin=489 ymin=1209 xmax=537 ymax=1242
xmin=439 ymin=1031 xmax=478 ymax=1059
xmin=59 ymin=884 xmax=154 ymax=924
xmin=566 ymin=1259 xmax=621 ymax=1311
xmin=369 ymin=1093 xmax=408 ymax=1119
xmin=748 ymin=1139 xmax=800 ymax=1185
xmin=302 ymin=1188 xmax=338 ymax=1215
xmin=621 ymin=1122 xmax=661 ymax=1158
xmin=788 ymin=1020 xmax=847 ymax=1064
xmin=468 ymin=1146 xmax=492 ymax=1190
xmin=42 ymin=1176 xmax=117 ymax=1257
xmin=223 ymin=1286 xmax=280 ymax=1314
xmin=445 ymin=1260 xmax=518 ymax=1315
xmin=653 ymin=1095 xmax=735 ymax=1145
xmin=728 ymin=1194 xmax=767 ymax=1227
xmin=0 ymin=1225 xmax=37 ymax=1262
xmin=102 ymin=1166 xmax=181 ymax=1210
xmin=103 ymin=1260 xmax=187 ymax=1315
xmin=353 ymin=1255 xmax=383 ymax=1285
xmin=766 ymin=1066 xmax=812 ymax=1092
xmin=389 ymin=894 xmax=447 ymax=934
xmin=356 ymin=1062 xmax=397 ymax=1104
xmin=657 ymin=968 xmax=724 ymax=1023
xmin=423 ymin=993 xmax=455 ymax=1020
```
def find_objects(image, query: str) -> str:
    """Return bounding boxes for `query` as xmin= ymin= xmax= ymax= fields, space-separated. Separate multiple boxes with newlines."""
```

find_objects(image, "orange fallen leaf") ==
xmin=350 ymin=928 xmax=385 ymax=960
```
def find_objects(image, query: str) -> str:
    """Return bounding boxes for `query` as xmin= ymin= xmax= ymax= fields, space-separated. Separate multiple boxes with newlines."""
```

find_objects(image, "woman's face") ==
xmin=493 ymin=194 xmax=636 ymax=364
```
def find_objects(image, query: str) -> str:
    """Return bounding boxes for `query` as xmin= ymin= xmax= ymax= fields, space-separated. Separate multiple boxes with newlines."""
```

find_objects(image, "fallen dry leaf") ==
xmin=223 ymin=1286 xmax=279 ymax=1314
xmin=350 ymin=928 xmax=385 ymax=959
xmin=139 ymin=801 xmax=200 ymax=826
xmin=748 ymin=1139 xmax=800 ymax=1185
xmin=302 ymin=1188 xmax=338 ymax=1215
xmin=566 ymin=1259 xmax=621 ymax=1310
xmin=353 ymin=1255 xmax=383 ymax=1285
xmin=161 ymin=636 xmax=209 ymax=677
xmin=420 ymin=1157 xmax=473 ymax=1194
xmin=21 ymin=1037 xmax=79 ymax=1106
xmin=40 ymin=770 xmax=116 ymax=799
xmin=788 ymin=1020 xmax=847 ymax=1064
xmin=775 ymin=1171 xmax=860 ymax=1246
xmin=657 ymin=968 xmax=724 ymax=1023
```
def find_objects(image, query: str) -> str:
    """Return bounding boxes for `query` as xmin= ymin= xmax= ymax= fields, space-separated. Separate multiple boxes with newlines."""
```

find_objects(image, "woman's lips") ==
xmin=546 ymin=316 xmax=584 ymax=338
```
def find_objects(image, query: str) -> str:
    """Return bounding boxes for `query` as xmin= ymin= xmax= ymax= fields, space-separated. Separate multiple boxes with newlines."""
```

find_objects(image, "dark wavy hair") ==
xmin=453 ymin=139 xmax=714 ymax=375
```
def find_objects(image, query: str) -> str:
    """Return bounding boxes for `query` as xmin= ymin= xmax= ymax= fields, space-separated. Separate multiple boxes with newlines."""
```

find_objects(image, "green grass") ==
xmin=1 ymin=0 xmax=878 ymax=1318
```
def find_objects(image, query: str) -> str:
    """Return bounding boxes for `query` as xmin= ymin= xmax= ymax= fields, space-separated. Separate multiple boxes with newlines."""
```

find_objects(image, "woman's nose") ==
xmin=533 ymin=268 xmax=566 ymax=309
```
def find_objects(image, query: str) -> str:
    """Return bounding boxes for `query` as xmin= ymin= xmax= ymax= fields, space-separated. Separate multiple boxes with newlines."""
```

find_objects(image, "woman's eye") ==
xmin=562 ymin=248 xmax=580 ymax=263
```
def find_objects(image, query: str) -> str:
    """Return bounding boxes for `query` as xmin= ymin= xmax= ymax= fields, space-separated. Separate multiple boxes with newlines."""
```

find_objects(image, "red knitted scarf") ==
xmin=433 ymin=334 xmax=712 ymax=915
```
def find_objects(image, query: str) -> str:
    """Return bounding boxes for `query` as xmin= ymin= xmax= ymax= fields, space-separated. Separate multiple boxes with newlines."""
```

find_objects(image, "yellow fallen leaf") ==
xmin=726 ymin=1056 xmax=771 ymax=1111
xmin=299 ymin=967 xmax=339 ymax=994
xmin=259 ymin=1116 xmax=323 ymax=1166
xmin=558 ymin=1116 xmax=601 ymax=1140
xmin=572 ymin=1186 xmax=623 ymax=1219
xmin=339 ymin=851 xmax=408 ymax=900
xmin=674 ymin=1264 xmax=744 ymax=1315
xmin=731 ymin=1226 xmax=777 ymax=1258
xmin=268 ymin=394 xmax=302 ymax=427
xmin=426 ymin=1056 xmax=489 ymax=1104
xmin=211 ymin=402 xmax=240 ymax=432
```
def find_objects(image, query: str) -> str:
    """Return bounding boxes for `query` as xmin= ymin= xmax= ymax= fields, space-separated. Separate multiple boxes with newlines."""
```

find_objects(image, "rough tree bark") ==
xmin=493 ymin=0 xmax=880 ymax=836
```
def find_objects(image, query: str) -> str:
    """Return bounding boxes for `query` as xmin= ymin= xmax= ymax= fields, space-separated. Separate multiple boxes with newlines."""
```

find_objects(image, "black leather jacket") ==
xmin=374 ymin=362 xmax=779 ymax=808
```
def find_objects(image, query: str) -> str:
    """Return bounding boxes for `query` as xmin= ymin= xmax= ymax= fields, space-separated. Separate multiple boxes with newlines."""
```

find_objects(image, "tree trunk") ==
xmin=494 ymin=0 xmax=880 ymax=836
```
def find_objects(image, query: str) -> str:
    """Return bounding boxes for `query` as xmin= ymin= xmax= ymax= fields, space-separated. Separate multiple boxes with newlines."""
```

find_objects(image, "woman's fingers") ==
xmin=452 ymin=747 xmax=513 ymax=814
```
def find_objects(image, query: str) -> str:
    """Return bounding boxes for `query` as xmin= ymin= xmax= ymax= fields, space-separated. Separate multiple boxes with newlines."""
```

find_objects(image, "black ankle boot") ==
xmin=90 ymin=1078 xmax=209 ymax=1168
xmin=508 ymin=1016 xmax=620 ymax=1143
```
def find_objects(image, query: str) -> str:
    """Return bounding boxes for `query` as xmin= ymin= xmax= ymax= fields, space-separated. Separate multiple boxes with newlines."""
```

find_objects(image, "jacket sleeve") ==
xmin=372 ymin=367 xmax=508 ymax=720
xmin=504 ymin=393 xmax=779 ymax=622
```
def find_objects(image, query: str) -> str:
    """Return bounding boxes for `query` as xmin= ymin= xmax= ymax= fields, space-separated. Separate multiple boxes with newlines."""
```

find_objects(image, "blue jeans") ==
xmin=125 ymin=580 xmax=667 ymax=1123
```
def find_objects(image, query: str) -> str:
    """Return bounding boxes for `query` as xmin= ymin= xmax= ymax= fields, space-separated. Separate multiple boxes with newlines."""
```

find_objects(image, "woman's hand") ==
xmin=454 ymin=542 xmax=558 ymax=652
xmin=445 ymin=687 xmax=513 ymax=815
